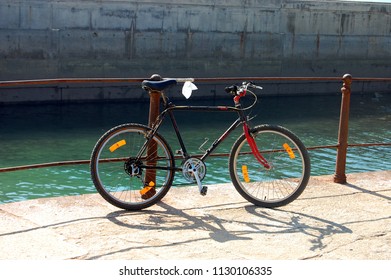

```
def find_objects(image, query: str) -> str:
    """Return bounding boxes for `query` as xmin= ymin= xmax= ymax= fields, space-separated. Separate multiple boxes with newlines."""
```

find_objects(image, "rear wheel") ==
xmin=90 ymin=123 xmax=175 ymax=210
xmin=229 ymin=124 xmax=310 ymax=207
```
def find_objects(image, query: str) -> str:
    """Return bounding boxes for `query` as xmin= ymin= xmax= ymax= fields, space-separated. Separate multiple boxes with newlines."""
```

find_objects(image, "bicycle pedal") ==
xmin=200 ymin=186 xmax=208 ymax=196
xmin=140 ymin=186 xmax=156 ymax=200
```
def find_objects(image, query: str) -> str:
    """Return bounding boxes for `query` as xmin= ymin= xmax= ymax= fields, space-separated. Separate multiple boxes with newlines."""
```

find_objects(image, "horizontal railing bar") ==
xmin=0 ymin=160 xmax=91 ymax=173
xmin=2 ymin=76 xmax=391 ymax=88
xmin=351 ymin=77 xmax=391 ymax=82
xmin=193 ymin=77 xmax=342 ymax=82
xmin=0 ymin=78 xmax=145 ymax=87
xmin=0 ymin=143 xmax=388 ymax=173
xmin=348 ymin=143 xmax=391 ymax=148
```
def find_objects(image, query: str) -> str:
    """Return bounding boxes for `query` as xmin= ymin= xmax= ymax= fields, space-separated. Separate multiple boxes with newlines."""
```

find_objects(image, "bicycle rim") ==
xmin=230 ymin=125 xmax=310 ymax=207
xmin=90 ymin=124 xmax=174 ymax=210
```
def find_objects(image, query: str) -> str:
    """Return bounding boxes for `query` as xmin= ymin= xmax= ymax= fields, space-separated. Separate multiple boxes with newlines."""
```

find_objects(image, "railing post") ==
xmin=334 ymin=74 xmax=352 ymax=184
xmin=144 ymin=75 xmax=161 ymax=192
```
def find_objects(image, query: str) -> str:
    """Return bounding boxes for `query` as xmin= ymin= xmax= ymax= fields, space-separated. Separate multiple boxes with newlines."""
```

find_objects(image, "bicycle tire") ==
xmin=90 ymin=123 xmax=175 ymax=210
xmin=229 ymin=124 xmax=310 ymax=208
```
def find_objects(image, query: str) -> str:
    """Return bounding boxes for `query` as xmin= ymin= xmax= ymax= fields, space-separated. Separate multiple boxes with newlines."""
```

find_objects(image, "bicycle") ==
xmin=90 ymin=77 xmax=311 ymax=210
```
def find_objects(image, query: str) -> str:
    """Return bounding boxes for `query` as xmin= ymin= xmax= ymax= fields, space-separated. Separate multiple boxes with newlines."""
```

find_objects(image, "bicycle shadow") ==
xmin=92 ymin=200 xmax=352 ymax=259
xmin=244 ymin=206 xmax=352 ymax=251
xmin=106 ymin=201 xmax=254 ymax=242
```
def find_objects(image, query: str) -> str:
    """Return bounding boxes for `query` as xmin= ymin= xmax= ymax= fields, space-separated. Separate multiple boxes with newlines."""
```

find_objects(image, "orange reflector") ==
xmin=283 ymin=143 xmax=295 ymax=159
xmin=109 ymin=140 xmax=126 ymax=152
xmin=140 ymin=186 xmax=153 ymax=196
xmin=242 ymin=165 xmax=250 ymax=183
xmin=140 ymin=182 xmax=155 ymax=194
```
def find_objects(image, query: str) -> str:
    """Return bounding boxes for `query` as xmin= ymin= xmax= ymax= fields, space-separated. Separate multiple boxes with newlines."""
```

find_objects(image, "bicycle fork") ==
xmin=243 ymin=123 xmax=271 ymax=170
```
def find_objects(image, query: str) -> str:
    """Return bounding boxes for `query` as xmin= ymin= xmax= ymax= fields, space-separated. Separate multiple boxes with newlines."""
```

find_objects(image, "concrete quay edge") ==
xmin=0 ymin=171 xmax=390 ymax=260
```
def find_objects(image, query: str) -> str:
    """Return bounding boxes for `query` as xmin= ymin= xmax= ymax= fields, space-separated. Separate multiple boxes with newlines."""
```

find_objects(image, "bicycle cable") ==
xmin=240 ymin=89 xmax=258 ymax=111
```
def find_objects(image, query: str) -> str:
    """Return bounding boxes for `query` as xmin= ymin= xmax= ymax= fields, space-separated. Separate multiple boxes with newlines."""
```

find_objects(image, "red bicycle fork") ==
xmin=243 ymin=123 xmax=271 ymax=170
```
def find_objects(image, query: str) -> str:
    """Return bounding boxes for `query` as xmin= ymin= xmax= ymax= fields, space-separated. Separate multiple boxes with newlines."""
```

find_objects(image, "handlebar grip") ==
xmin=247 ymin=82 xmax=263 ymax=90
xmin=224 ymin=85 xmax=238 ymax=95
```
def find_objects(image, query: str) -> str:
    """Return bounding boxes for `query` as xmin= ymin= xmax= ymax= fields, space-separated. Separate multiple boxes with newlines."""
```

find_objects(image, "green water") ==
xmin=1 ymin=93 xmax=390 ymax=204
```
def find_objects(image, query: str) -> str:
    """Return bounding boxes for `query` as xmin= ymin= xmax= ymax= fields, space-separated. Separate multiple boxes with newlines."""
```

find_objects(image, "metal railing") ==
xmin=1 ymin=74 xmax=390 ymax=184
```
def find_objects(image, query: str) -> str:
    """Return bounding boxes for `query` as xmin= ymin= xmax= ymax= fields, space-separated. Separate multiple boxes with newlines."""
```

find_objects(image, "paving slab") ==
xmin=0 ymin=171 xmax=390 ymax=260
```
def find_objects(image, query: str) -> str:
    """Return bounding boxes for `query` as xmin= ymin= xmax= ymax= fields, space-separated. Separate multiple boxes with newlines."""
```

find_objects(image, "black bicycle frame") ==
xmin=150 ymin=103 xmax=247 ymax=164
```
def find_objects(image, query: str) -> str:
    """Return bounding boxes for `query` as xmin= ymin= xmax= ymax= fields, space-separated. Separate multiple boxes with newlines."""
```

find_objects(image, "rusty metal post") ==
xmin=144 ymin=74 xmax=162 ymax=188
xmin=144 ymin=90 xmax=160 ymax=185
xmin=334 ymin=74 xmax=352 ymax=184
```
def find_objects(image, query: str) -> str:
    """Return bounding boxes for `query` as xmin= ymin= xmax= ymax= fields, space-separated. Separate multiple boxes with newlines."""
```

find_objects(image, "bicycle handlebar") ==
xmin=224 ymin=81 xmax=263 ymax=96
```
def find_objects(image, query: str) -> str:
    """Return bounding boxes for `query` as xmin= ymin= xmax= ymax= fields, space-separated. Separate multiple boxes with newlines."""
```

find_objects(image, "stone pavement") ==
xmin=0 ymin=171 xmax=390 ymax=260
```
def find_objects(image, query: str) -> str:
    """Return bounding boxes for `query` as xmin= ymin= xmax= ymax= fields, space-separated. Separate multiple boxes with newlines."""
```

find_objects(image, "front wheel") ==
xmin=229 ymin=124 xmax=310 ymax=208
xmin=90 ymin=123 xmax=175 ymax=210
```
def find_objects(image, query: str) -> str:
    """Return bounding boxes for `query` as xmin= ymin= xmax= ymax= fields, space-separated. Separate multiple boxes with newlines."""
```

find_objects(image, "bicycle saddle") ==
xmin=142 ymin=78 xmax=177 ymax=92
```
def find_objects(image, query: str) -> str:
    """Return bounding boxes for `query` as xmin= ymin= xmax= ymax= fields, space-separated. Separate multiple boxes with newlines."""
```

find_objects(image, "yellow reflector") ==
xmin=109 ymin=139 xmax=126 ymax=152
xmin=140 ymin=182 xmax=155 ymax=196
xmin=242 ymin=165 xmax=250 ymax=183
xmin=283 ymin=143 xmax=295 ymax=159
xmin=140 ymin=186 xmax=153 ymax=196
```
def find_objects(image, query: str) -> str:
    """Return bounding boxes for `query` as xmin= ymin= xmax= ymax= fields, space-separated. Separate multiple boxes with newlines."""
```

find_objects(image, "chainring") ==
xmin=182 ymin=157 xmax=206 ymax=183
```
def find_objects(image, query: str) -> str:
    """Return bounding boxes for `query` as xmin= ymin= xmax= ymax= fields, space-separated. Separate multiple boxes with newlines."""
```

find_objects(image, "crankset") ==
xmin=182 ymin=157 xmax=208 ymax=195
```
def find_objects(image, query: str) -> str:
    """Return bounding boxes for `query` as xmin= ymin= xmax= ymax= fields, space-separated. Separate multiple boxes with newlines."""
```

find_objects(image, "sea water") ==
xmin=0 ymin=93 xmax=390 ymax=203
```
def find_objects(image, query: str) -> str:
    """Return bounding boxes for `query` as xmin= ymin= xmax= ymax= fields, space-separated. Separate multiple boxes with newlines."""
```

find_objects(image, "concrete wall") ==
xmin=1 ymin=0 xmax=391 ymax=103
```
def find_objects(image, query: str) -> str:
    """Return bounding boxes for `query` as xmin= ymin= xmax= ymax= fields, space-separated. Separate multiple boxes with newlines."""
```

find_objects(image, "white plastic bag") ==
xmin=182 ymin=81 xmax=198 ymax=99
